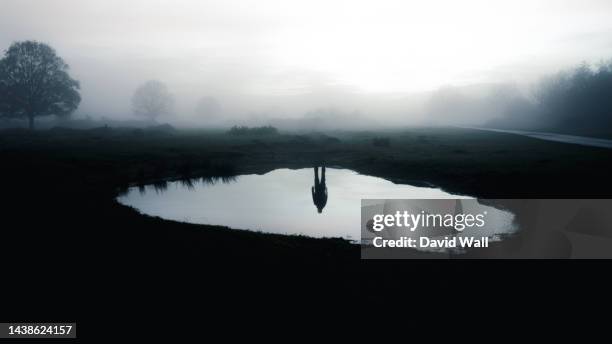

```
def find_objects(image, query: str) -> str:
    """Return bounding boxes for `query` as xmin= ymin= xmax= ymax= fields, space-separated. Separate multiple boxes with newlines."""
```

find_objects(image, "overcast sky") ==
xmin=1 ymin=0 xmax=612 ymax=120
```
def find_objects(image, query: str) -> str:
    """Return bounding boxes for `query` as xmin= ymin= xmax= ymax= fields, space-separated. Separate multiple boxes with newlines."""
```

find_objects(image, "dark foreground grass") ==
xmin=1 ymin=126 xmax=611 ymax=335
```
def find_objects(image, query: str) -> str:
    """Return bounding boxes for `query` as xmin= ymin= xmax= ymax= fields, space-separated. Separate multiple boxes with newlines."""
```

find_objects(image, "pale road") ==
xmin=466 ymin=127 xmax=612 ymax=149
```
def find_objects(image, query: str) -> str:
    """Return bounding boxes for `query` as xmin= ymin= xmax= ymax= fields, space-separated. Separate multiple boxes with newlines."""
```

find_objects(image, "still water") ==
xmin=117 ymin=167 xmax=516 ymax=242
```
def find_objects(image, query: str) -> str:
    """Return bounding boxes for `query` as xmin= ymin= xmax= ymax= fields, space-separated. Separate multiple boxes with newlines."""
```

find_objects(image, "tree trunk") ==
xmin=28 ymin=115 xmax=34 ymax=130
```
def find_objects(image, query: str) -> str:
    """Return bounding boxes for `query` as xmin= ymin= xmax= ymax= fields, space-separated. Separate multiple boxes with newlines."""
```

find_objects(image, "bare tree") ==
xmin=132 ymin=80 xmax=174 ymax=122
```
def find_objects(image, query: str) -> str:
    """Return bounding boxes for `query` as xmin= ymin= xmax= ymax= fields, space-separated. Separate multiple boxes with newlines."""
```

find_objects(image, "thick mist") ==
xmin=1 ymin=0 xmax=612 ymax=132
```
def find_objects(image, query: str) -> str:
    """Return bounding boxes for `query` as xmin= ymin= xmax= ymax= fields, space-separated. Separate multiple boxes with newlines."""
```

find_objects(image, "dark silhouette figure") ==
xmin=312 ymin=166 xmax=328 ymax=213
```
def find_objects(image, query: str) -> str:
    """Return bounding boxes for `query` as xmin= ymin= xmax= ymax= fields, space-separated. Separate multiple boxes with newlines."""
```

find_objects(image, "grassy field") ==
xmin=2 ymin=126 xmax=612 ymax=325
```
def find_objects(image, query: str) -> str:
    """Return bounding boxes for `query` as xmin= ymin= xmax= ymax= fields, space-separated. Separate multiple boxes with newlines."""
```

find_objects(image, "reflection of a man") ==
xmin=312 ymin=166 xmax=328 ymax=213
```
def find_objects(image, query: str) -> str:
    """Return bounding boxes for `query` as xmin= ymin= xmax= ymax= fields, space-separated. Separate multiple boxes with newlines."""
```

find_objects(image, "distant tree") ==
xmin=195 ymin=96 xmax=221 ymax=119
xmin=132 ymin=80 xmax=174 ymax=122
xmin=0 ymin=41 xmax=81 ymax=129
xmin=534 ymin=61 xmax=612 ymax=135
xmin=488 ymin=60 xmax=612 ymax=137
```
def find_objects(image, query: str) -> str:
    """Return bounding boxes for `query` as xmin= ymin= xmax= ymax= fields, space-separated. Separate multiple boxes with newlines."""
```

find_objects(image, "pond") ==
xmin=117 ymin=167 xmax=517 ymax=245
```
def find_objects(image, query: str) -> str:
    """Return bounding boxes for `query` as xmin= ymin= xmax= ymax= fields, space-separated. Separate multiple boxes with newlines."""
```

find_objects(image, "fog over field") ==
xmin=1 ymin=0 xmax=612 ymax=130
xmin=3 ymin=1 xmax=612 ymax=324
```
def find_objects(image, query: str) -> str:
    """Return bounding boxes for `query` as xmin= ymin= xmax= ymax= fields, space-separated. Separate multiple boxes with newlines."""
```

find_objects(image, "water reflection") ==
xmin=117 ymin=168 xmax=512 ymax=241
xmin=152 ymin=180 xmax=169 ymax=193
xmin=312 ymin=166 xmax=328 ymax=213
xmin=137 ymin=175 xmax=237 ymax=195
